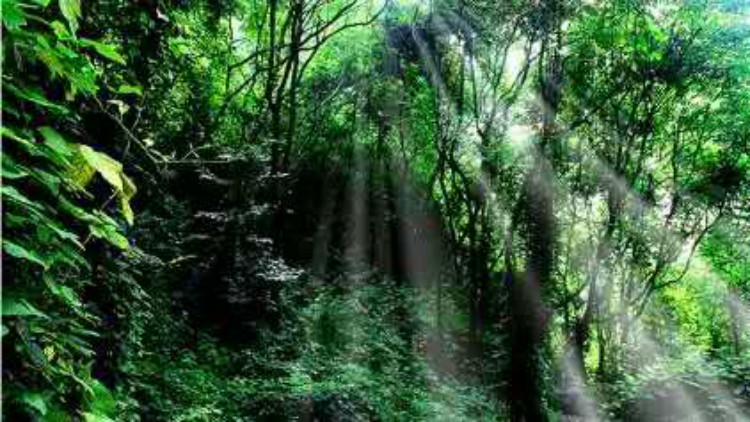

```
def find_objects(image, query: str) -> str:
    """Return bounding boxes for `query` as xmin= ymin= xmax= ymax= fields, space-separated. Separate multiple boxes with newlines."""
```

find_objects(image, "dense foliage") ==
xmin=2 ymin=0 xmax=749 ymax=421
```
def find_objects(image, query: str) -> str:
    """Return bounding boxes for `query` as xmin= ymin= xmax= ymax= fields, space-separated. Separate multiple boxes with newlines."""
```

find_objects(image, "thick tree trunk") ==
xmin=508 ymin=157 xmax=555 ymax=422
xmin=509 ymin=270 xmax=550 ymax=422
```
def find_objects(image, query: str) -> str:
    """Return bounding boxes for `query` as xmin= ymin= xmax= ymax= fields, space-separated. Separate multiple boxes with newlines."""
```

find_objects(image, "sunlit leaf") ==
xmin=116 ymin=84 xmax=142 ymax=96
xmin=2 ymin=0 xmax=27 ymax=30
xmin=89 ymin=222 xmax=129 ymax=250
xmin=119 ymin=197 xmax=135 ymax=226
xmin=39 ymin=127 xmax=75 ymax=158
xmin=21 ymin=392 xmax=48 ymax=415
xmin=77 ymin=145 xmax=124 ymax=191
xmin=2 ymin=156 xmax=29 ymax=179
xmin=87 ymin=380 xmax=116 ymax=416
xmin=80 ymin=39 xmax=126 ymax=65
xmin=59 ymin=0 xmax=81 ymax=33
xmin=82 ymin=413 xmax=114 ymax=422
xmin=45 ymin=278 xmax=83 ymax=309
xmin=3 ymin=240 xmax=48 ymax=268
xmin=119 ymin=173 xmax=137 ymax=225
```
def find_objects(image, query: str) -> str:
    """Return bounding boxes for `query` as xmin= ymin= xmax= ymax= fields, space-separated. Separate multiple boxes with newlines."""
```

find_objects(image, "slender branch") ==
xmin=93 ymin=97 xmax=163 ymax=167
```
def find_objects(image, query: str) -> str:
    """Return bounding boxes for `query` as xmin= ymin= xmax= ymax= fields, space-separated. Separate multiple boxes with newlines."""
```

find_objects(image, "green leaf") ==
xmin=2 ymin=156 xmax=30 ymax=179
xmin=68 ymin=153 xmax=97 ymax=189
xmin=80 ymin=39 xmax=126 ymax=65
xmin=59 ymin=0 xmax=81 ymax=33
xmin=77 ymin=145 xmax=124 ymax=191
xmin=39 ymin=127 xmax=75 ymax=158
xmin=2 ymin=126 xmax=44 ymax=156
xmin=42 ymin=405 xmax=72 ymax=422
xmin=2 ymin=185 xmax=43 ymax=210
xmin=59 ymin=196 xmax=94 ymax=221
xmin=2 ymin=297 xmax=47 ymax=317
xmin=45 ymin=278 xmax=83 ymax=309
xmin=82 ymin=413 xmax=114 ymax=422
xmin=119 ymin=174 xmax=137 ymax=225
xmin=121 ymin=173 xmax=137 ymax=200
xmin=50 ymin=20 xmax=71 ymax=39
xmin=21 ymin=392 xmax=48 ymax=415
xmin=87 ymin=380 xmax=116 ymax=416
xmin=75 ymin=145 xmax=136 ymax=223
xmin=4 ymin=83 xmax=70 ymax=114
xmin=30 ymin=168 xmax=63 ymax=195
xmin=89 ymin=222 xmax=129 ymax=250
xmin=119 ymin=197 xmax=135 ymax=225
xmin=2 ymin=0 xmax=27 ymax=30
xmin=3 ymin=240 xmax=48 ymax=268
xmin=116 ymin=84 xmax=142 ymax=96
xmin=41 ymin=217 xmax=82 ymax=246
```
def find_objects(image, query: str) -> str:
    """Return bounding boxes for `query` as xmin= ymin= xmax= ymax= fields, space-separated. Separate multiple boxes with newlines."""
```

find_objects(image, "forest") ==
xmin=2 ymin=0 xmax=750 ymax=421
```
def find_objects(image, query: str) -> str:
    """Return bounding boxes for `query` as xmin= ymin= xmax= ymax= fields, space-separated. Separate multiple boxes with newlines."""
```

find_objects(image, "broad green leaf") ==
xmin=2 ymin=185 xmax=43 ymax=210
xmin=119 ymin=174 xmax=137 ymax=225
xmin=75 ymin=145 xmax=136 ymax=223
xmin=2 ymin=126 xmax=46 ymax=157
xmin=30 ymin=168 xmax=62 ymax=195
xmin=39 ymin=127 xmax=75 ymax=158
xmin=40 ymin=218 xmax=82 ymax=246
xmin=121 ymin=173 xmax=137 ymax=200
xmin=3 ymin=240 xmax=48 ymax=268
xmin=4 ymin=83 xmax=70 ymax=114
xmin=2 ymin=297 xmax=47 ymax=317
xmin=87 ymin=380 xmax=116 ymax=416
xmin=45 ymin=277 xmax=83 ymax=309
xmin=59 ymin=196 xmax=95 ymax=221
xmin=59 ymin=0 xmax=81 ymax=33
xmin=77 ymin=145 xmax=124 ymax=191
xmin=116 ymin=85 xmax=142 ymax=96
xmin=50 ymin=20 xmax=71 ymax=39
xmin=80 ymin=39 xmax=126 ymax=65
xmin=119 ymin=197 xmax=135 ymax=225
xmin=89 ymin=223 xmax=129 ymax=250
xmin=2 ymin=156 xmax=29 ymax=179
xmin=42 ymin=403 xmax=73 ymax=422
xmin=46 ymin=247 xmax=88 ymax=270
xmin=35 ymin=35 xmax=67 ymax=77
xmin=21 ymin=392 xmax=48 ymax=415
xmin=82 ymin=412 xmax=114 ymax=422
xmin=2 ymin=0 xmax=27 ymax=30
xmin=68 ymin=152 xmax=97 ymax=189
xmin=1 ymin=126 xmax=30 ymax=141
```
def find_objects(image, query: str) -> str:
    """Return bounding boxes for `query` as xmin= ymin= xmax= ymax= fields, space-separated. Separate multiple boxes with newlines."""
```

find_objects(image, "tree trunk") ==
xmin=508 ymin=157 xmax=555 ymax=422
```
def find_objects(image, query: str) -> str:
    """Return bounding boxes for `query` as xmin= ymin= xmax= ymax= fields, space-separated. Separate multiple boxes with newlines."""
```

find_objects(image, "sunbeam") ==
xmin=559 ymin=345 xmax=607 ymax=422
